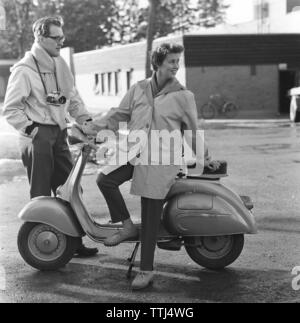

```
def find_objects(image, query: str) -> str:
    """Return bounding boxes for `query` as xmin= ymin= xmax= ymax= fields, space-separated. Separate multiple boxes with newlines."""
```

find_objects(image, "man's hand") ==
xmin=81 ymin=120 xmax=98 ymax=136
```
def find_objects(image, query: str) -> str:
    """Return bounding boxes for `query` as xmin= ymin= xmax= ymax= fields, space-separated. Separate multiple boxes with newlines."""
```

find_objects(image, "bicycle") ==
xmin=200 ymin=94 xmax=239 ymax=119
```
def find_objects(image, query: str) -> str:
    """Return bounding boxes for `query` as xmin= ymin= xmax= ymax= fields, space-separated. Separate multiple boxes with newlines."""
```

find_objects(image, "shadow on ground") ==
xmin=2 ymin=255 xmax=298 ymax=303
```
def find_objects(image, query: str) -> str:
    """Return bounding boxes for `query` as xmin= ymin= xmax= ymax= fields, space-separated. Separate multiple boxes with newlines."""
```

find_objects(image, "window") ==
xmin=94 ymin=74 xmax=100 ymax=95
xmin=254 ymin=1 xmax=269 ymax=20
xmin=126 ymin=69 xmax=133 ymax=90
xmin=101 ymin=73 xmax=105 ymax=94
xmin=107 ymin=72 xmax=112 ymax=95
xmin=286 ymin=0 xmax=300 ymax=13
xmin=115 ymin=70 xmax=120 ymax=95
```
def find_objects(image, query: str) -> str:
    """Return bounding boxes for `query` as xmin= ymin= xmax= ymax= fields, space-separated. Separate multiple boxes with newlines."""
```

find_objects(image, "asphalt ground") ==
xmin=0 ymin=116 xmax=300 ymax=303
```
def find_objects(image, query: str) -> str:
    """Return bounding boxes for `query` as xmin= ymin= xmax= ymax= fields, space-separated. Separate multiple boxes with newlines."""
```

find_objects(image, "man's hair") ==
xmin=32 ymin=16 xmax=64 ymax=38
xmin=151 ymin=43 xmax=184 ymax=71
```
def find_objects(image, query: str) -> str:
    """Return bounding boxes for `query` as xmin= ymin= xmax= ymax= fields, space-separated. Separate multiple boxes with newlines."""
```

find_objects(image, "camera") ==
xmin=46 ymin=91 xmax=67 ymax=105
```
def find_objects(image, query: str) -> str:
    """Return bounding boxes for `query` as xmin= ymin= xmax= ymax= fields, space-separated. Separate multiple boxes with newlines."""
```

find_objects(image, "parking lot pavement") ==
xmin=0 ymin=114 xmax=299 ymax=303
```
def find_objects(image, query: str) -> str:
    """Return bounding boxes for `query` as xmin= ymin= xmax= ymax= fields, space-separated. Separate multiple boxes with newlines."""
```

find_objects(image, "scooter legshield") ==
xmin=18 ymin=196 xmax=84 ymax=237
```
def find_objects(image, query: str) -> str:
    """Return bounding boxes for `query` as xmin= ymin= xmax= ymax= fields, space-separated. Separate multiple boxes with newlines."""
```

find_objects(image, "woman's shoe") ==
xmin=104 ymin=226 xmax=138 ymax=247
xmin=131 ymin=271 xmax=154 ymax=290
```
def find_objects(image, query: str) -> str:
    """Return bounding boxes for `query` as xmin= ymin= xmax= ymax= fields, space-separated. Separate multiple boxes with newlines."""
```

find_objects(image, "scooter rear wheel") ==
xmin=18 ymin=222 xmax=80 ymax=271
xmin=184 ymin=234 xmax=244 ymax=270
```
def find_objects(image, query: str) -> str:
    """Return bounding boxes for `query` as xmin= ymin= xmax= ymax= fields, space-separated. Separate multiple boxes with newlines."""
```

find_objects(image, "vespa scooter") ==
xmin=17 ymin=125 xmax=257 ymax=276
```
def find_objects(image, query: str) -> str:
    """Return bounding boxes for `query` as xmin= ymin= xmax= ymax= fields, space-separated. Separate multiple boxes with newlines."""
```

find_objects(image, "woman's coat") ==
xmin=94 ymin=76 xmax=204 ymax=199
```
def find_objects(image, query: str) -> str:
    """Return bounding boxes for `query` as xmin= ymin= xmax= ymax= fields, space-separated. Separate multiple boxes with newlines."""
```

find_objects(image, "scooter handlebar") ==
xmin=67 ymin=124 xmax=104 ymax=147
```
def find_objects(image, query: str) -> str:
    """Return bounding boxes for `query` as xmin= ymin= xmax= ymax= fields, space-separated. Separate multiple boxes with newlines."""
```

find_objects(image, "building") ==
xmin=73 ymin=33 xmax=300 ymax=118
xmin=0 ymin=60 xmax=16 ymax=101
xmin=203 ymin=0 xmax=300 ymax=34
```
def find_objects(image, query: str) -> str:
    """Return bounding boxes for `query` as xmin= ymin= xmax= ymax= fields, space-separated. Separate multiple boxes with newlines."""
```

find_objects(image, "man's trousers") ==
xmin=21 ymin=124 xmax=73 ymax=199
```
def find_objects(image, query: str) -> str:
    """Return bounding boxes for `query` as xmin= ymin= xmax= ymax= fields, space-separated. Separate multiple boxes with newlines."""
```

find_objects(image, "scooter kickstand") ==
xmin=126 ymin=242 xmax=140 ymax=279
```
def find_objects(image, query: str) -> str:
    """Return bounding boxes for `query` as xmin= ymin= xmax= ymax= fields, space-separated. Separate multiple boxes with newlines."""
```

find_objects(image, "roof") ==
xmin=183 ymin=34 xmax=300 ymax=67
xmin=74 ymin=35 xmax=184 ymax=74
xmin=0 ymin=59 xmax=17 ymax=66
xmin=73 ymin=33 xmax=300 ymax=73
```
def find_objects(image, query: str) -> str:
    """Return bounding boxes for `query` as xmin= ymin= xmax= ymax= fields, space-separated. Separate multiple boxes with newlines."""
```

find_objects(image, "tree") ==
xmin=0 ymin=0 xmax=62 ymax=58
xmin=146 ymin=0 xmax=229 ymax=36
xmin=106 ymin=0 xmax=141 ymax=45
xmin=58 ymin=0 xmax=116 ymax=52
xmin=0 ymin=0 xmax=229 ymax=59
xmin=197 ymin=0 xmax=229 ymax=28
xmin=0 ymin=0 xmax=35 ymax=58
xmin=0 ymin=0 xmax=120 ymax=57
xmin=143 ymin=0 xmax=228 ymax=77
xmin=145 ymin=0 xmax=158 ymax=78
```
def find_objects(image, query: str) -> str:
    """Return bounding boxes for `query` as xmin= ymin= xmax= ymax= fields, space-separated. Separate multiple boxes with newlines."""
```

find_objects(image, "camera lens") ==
xmin=46 ymin=96 xmax=54 ymax=104
xmin=58 ymin=96 xmax=67 ymax=104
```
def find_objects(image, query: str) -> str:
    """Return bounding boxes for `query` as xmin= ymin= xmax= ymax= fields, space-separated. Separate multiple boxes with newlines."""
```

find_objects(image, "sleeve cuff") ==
xmin=75 ymin=115 xmax=92 ymax=125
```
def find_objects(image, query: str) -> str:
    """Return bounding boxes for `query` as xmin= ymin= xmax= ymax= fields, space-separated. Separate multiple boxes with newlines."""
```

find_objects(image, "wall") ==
xmin=0 ymin=65 xmax=11 ymax=100
xmin=186 ymin=65 xmax=279 ymax=117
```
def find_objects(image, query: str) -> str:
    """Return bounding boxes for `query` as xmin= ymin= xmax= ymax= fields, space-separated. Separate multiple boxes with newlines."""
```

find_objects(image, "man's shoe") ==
xmin=104 ymin=227 xmax=138 ymax=247
xmin=131 ymin=271 xmax=154 ymax=290
xmin=74 ymin=244 xmax=98 ymax=258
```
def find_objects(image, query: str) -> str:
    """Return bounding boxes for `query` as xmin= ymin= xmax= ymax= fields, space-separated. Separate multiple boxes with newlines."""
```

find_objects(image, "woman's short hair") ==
xmin=33 ymin=16 xmax=64 ymax=38
xmin=151 ymin=43 xmax=184 ymax=71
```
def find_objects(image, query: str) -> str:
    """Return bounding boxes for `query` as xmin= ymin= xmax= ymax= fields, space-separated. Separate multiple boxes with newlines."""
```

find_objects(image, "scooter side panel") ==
xmin=18 ymin=197 xmax=84 ymax=237
xmin=164 ymin=190 xmax=257 ymax=236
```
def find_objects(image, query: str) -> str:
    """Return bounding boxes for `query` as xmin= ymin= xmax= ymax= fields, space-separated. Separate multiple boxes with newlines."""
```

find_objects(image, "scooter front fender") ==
xmin=18 ymin=197 xmax=84 ymax=237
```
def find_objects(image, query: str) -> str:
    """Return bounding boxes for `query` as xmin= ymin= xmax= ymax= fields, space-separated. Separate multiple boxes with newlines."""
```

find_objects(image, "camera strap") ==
xmin=32 ymin=54 xmax=60 ymax=94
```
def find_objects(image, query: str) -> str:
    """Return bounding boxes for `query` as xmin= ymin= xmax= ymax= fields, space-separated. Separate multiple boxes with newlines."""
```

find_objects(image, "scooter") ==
xmin=17 ymin=125 xmax=257 ymax=277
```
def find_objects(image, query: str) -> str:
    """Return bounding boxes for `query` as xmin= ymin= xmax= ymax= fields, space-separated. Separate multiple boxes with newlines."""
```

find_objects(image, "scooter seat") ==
xmin=166 ymin=177 xmax=221 ymax=201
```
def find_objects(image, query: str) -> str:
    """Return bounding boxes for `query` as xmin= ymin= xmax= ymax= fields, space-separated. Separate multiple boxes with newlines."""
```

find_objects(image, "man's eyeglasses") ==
xmin=46 ymin=35 xmax=65 ymax=43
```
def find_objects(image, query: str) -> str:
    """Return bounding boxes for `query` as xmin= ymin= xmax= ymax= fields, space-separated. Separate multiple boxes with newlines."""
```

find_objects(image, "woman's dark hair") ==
xmin=33 ymin=16 xmax=64 ymax=38
xmin=151 ymin=43 xmax=184 ymax=71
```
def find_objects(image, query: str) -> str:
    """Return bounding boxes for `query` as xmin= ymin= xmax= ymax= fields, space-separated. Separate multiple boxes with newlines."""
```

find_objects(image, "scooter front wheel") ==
xmin=184 ymin=234 xmax=244 ymax=270
xmin=18 ymin=222 xmax=80 ymax=271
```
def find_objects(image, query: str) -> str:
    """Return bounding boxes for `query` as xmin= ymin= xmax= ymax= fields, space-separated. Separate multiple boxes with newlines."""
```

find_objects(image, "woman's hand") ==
xmin=204 ymin=158 xmax=221 ymax=171
xmin=81 ymin=120 xmax=98 ymax=136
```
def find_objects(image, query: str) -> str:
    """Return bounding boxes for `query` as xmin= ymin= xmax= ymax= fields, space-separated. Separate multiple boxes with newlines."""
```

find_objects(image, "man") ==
xmin=3 ymin=16 xmax=98 ymax=257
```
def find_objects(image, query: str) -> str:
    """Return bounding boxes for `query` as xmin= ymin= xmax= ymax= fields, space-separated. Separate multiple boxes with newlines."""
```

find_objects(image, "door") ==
xmin=279 ymin=70 xmax=297 ymax=114
xmin=0 ymin=76 xmax=6 ymax=100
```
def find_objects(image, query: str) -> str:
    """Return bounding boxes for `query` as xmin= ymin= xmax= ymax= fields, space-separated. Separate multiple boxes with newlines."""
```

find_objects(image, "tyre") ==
xmin=224 ymin=102 xmax=238 ymax=119
xmin=18 ymin=222 xmax=80 ymax=271
xmin=200 ymin=103 xmax=215 ymax=119
xmin=184 ymin=234 xmax=244 ymax=270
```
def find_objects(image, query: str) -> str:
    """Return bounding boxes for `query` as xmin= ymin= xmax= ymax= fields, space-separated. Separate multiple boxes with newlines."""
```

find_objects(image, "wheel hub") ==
xmin=194 ymin=235 xmax=233 ymax=259
xmin=27 ymin=224 xmax=67 ymax=261
xmin=35 ymin=231 xmax=59 ymax=254
xmin=202 ymin=236 xmax=229 ymax=252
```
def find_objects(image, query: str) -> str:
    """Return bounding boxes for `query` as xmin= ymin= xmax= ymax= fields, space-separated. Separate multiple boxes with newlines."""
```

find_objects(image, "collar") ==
xmin=151 ymin=72 xmax=185 ymax=97
xmin=31 ymin=42 xmax=56 ymax=73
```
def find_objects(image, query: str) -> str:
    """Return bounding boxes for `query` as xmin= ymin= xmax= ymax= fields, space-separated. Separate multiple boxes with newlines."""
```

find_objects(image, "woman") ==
xmin=94 ymin=43 xmax=219 ymax=290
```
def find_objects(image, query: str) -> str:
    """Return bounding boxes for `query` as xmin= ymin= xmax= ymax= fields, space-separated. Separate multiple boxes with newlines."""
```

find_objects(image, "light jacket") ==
xmin=3 ymin=43 xmax=90 ymax=134
xmin=95 ymin=74 xmax=207 ymax=199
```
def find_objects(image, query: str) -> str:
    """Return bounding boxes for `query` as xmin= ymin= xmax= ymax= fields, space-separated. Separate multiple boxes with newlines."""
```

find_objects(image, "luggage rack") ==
xmin=178 ymin=160 xmax=228 ymax=180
